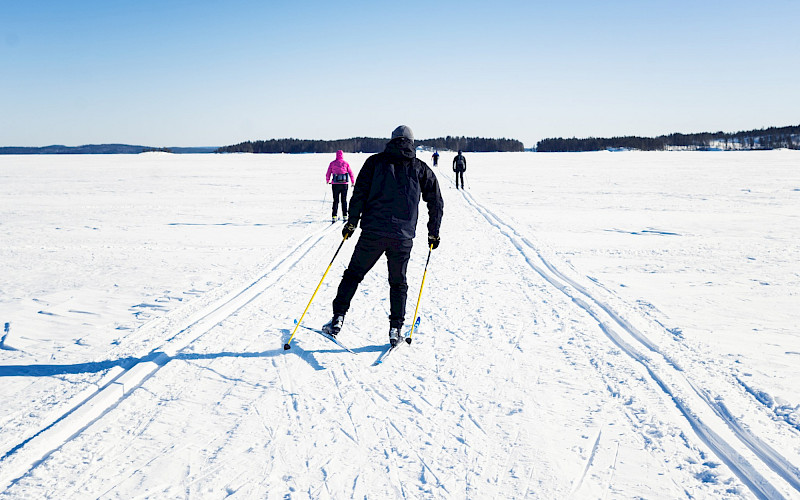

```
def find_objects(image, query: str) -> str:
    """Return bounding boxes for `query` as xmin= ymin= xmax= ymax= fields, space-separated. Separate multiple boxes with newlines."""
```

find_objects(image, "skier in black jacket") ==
xmin=322 ymin=125 xmax=444 ymax=346
xmin=453 ymin=150 xmax=466 ymax=189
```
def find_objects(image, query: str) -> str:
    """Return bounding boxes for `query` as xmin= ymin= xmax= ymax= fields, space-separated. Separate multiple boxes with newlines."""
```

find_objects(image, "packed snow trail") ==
xmin=2 ymin=158 xmax=799 ymax=498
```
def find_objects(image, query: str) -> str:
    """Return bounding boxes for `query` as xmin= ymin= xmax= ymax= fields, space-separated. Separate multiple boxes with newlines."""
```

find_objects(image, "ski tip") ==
xmin=283 ymin=343 xmax=291 ymax=350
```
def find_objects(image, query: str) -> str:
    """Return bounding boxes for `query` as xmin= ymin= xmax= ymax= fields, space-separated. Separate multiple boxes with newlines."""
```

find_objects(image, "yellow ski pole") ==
xmin=284 ymin=235 xmax=349 ymax=350
xmin=406 ymin=244 xmax=433 ymax=344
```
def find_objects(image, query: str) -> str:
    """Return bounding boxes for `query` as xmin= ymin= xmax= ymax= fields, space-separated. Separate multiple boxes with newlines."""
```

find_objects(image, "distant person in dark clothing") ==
xmin=326 ymin=150 xmax=355 ymax=222
xmin=432 ymin=150 xmax=439 ymax=167
xmin=453 ymin=150 xmax=466 ymax=189
xmin=322 ymin=125 xmax=444 ymax=346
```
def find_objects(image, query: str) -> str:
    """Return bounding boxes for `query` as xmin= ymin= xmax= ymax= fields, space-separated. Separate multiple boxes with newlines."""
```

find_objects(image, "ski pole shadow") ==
xmin=0 ymin=347 xmax=292 ymax=378
xmin=280 ymin=343 xmax=387 ymax=370
xmin=279 ymin=328 xmax=340 ymax=371
xmin=279 ymin=342 xmax=386 ymax=370
xmin=280 ymin=343 xmax=327 ymax=371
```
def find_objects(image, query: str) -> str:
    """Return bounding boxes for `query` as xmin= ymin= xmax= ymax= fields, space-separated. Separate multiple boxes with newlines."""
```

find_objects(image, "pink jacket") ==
xmin=326 ymin=150 xmax=354 ymax=185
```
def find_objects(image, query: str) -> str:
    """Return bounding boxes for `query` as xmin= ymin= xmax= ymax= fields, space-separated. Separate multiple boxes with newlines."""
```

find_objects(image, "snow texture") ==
xmin=1 ymin=150 xmax=799 ymax=498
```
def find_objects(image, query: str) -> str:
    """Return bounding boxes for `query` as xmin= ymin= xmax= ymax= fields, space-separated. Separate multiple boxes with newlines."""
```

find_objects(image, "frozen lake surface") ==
xmin=1 ymin=150 xmax=799 ymax=498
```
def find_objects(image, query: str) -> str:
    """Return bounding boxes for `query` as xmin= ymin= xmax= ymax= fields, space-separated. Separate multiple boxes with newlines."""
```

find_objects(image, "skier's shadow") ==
xmin=0 ymin=332 xmax=390 ymax=378
xmin=0 ymin=348 xmax=291 ymax=378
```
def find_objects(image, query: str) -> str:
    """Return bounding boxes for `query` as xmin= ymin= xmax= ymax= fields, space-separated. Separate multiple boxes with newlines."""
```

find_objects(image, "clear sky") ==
xmin=2 ymin=0 xmax=798 ymax=148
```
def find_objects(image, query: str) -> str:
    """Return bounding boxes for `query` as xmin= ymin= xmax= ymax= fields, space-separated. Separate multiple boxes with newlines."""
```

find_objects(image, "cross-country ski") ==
xmin=293 ymin=320 xmax=356 ymax=354
xmin=373 ymin=317 xmax=420 ymax=366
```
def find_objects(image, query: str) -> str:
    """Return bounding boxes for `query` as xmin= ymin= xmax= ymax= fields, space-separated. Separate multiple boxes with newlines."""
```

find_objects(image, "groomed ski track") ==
xmin=0 ymin=221 xmax=343 ymax=493
xmin=2 ymin=165 xmax=799 ymax=498
xmin=458 ymin=187 xmax=800 ymax=499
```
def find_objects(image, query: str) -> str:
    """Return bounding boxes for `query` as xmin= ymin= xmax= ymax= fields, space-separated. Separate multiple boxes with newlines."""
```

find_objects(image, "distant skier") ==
xmin=322 ymin=125 xmax=444 ymax=346
xmin=432 ymin=150 xmax=439 ymax=167
xmin=453 ymin=150 xmax=466 ymax=189
xmin=326 ymin=150 xmax=355 ymax=222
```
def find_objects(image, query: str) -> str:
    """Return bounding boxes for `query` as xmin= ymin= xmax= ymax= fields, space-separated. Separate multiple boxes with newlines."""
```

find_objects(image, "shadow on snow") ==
xmin=0 ymin=339 xmax=388 ymax=378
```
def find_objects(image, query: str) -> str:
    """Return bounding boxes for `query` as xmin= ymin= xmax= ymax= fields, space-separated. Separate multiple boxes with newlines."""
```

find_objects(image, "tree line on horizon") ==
xmin=216 ymin=136 xmax=524 ymax=154
xmin=536 ymin=124 xmax=800 ymax=152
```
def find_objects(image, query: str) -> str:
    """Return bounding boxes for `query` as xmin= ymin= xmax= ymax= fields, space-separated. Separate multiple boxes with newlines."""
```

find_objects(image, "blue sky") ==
xmin=1 ymin=0 xmax=798 ymax=147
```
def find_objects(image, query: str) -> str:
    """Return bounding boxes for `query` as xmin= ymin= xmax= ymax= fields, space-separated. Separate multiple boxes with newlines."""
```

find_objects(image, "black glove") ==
xmin=343 ymin=222 xmax=356 ymax=240
xmin=428 ymin=234 xmax=440 ymax=249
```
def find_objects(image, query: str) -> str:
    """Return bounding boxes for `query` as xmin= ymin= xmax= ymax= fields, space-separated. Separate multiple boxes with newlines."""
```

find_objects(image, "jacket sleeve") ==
xmin=419 ymin=161 xmax=444 ymax=237
xmin=325 ymin=163 xmax=333 ymax=184
xmin=452 ymin=157 xmax=456 ymax=172
xmin=346 ymin=162 xmax=355 ymax=185
xmin=347 ymin=158 xmax=375 ymax=225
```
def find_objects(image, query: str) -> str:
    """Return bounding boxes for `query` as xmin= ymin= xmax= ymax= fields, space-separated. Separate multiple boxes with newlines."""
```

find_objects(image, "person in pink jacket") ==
xmin=326 ymin=150 xmax=355 ymax=221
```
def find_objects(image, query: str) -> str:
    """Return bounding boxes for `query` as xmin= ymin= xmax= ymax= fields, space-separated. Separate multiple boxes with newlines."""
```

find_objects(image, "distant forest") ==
xmin=216 ymin=136 xmax=525 ymax=154
xmin=0 ymin=144 xmax=217 ymax=154
xmin=536 ymin=124 xmax=800 ymax=152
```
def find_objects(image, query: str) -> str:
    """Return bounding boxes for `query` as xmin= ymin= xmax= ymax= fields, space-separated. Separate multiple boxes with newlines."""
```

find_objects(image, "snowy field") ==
xmin=1 ymin=150 xmax=799 ymax=499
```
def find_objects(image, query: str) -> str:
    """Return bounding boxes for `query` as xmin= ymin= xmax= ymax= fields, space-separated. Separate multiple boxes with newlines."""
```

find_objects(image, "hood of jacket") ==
xmin=335 ymin=150 xmax=344 ymax=161
xmin=384 ymin=137 xmax=416 ymax=160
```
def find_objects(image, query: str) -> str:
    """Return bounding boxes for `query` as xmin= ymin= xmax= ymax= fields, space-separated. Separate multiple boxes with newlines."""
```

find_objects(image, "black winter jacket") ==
xmin=348 ymin=137 xmax=443 ymax=240
xmin=453 ymin=154 xmax=467 ymax=172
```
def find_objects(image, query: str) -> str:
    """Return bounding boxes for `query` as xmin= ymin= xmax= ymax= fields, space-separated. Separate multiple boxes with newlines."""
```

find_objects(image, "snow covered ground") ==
xmin=1 ymin=150 xmax=799 ymax=499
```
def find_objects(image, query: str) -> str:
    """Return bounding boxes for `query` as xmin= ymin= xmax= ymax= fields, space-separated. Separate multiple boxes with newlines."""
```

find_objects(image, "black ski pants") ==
xmin=332 ymin=232 xmax=413 ymax=328
xmin=331 ymin=184 xmax=349 ymax=217
xmin=455 ymin=170 xmax=465 ymax=189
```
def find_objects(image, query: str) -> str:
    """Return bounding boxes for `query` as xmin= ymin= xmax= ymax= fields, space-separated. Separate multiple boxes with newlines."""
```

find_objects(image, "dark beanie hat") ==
xmin=391 ymin=125 xmax=414 ymax=141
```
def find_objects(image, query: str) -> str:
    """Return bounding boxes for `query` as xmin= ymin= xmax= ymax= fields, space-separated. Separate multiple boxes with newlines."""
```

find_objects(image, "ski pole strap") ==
xmin=407 ymin=244 xmax=433 ymax=343
xmin=284 ymin=236 xmax=348 ymax=350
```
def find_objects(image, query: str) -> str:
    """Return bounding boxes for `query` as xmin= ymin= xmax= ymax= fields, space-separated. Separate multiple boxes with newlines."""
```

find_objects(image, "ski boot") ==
xmin=332 ymin=215 xmax=338 ymax=223
xmin=389 ymin=326 xmax=402 ymax=347
xmin=322 ymin=314 xmax=345 ymax=337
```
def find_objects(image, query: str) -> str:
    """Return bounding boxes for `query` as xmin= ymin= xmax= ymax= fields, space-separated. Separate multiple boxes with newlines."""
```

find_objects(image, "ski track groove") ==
xmin=493 ymin=426 xmax=521 ymax=492
xmin=0 ymin=221 xmax=338 ymax=493
xmin=691 ymin=383 xmax=800 ymax=493
xmin=571 ymin=428 xmax=603 ymax=495
xmin=387 ymin=418 xmax=450 ymax=495
xmin=329 ymin=369 xmax=361 ymax=444
xmin=459 ymin=187 xmax=797 ymax=499
xmin=602 ymin=442 xmax=620 ymax=500
xmin=325 ymin=341 xmax=455 ymax=496
xmin=381 ymin=421 xmax=409 ymax=499
xmin=66 ymin=321 xmax=273 ymax=498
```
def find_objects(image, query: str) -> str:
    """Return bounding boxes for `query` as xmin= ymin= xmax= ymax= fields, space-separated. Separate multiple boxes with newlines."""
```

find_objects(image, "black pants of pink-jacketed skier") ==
xmin=331 ymin=184 xmax=349 ymax=217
